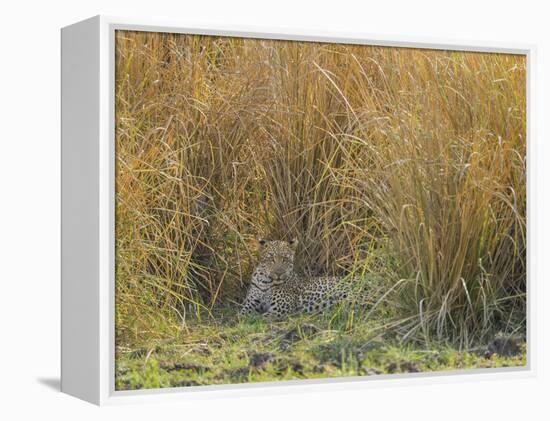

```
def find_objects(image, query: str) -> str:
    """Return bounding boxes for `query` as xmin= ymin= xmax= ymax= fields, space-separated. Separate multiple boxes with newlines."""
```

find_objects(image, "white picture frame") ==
xmin=61 ymin=15 xmax=536 ymax=405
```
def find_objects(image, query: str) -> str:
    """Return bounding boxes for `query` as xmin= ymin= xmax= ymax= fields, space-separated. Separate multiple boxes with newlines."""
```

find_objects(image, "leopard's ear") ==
xmin=288 ymin=238 xmax=299 ymax=249
xmin=258 ymin=238 xmax=267 ymax=246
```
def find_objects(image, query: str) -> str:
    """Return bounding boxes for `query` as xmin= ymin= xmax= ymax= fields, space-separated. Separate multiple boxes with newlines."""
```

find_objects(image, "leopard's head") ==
xmin=256 ymin=239 xmax=298 ymax=284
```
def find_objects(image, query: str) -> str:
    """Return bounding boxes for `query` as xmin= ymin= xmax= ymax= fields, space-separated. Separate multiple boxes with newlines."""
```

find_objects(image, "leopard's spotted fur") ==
xmin=239 ymin=239 xmax=353 ymax=318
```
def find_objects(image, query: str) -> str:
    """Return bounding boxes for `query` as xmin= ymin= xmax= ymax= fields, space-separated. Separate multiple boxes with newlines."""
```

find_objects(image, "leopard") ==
xmin=239 ymin=239 xmax=354 ymax=318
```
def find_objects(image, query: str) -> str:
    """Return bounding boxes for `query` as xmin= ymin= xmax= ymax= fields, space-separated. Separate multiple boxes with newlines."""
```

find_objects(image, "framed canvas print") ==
xmin=61 ymin=16 xmax=533 ymax=405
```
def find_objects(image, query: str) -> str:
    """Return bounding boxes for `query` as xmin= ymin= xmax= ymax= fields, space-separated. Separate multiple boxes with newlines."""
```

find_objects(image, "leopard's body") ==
xmin=240 ymin=240 xmax=353 ymax=318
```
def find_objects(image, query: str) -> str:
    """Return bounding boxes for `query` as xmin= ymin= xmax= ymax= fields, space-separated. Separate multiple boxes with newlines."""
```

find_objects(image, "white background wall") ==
xmin=0 ymin=0 xmax=548 ymax=419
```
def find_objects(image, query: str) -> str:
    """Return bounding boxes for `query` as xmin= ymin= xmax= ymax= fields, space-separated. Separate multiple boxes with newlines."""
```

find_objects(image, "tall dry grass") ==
xmin=340 ymin=51 xmax=526 ymax=346
xmin=115 ymin=31 xmax=526 ymax=346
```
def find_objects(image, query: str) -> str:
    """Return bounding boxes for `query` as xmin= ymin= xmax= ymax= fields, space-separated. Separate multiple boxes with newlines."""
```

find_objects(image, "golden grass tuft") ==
xmin=115 ymin=31 xmax=526 ymax=347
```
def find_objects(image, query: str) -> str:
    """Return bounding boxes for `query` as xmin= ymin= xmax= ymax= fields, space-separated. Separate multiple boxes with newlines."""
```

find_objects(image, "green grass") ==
xmin=115 ymin=307 xmax=526 ymax=390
